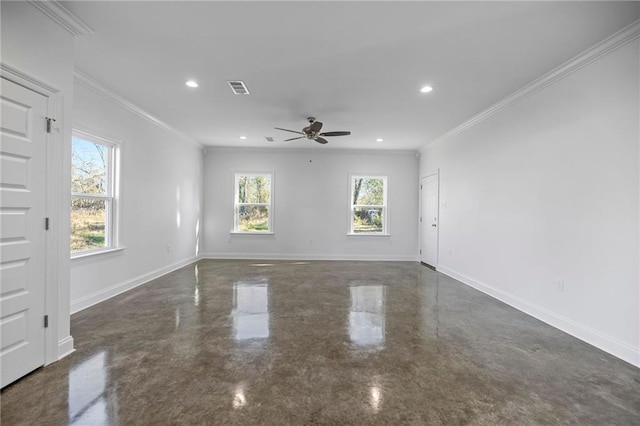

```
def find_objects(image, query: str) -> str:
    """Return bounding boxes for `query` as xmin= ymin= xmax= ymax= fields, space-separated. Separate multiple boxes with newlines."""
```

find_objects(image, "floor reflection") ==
xmin=369 ymin=381 xmax=383 ymax=413
xmin=232 ymin=279 xmax=269 ymax=340
xmin=232 ymin=383 xmax=247 ymax=409
xmin=349 ymin=284 xmax=386 ymax=349
xmin=194 ymin=264 xmax=200 ymax=307
xmin=68 ymin=351 xmax=114 ymax=425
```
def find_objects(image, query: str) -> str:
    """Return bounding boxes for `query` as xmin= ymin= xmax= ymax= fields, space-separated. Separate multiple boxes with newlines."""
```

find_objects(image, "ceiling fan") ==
xmin=274 ymin=117 xmax=351 ymax=144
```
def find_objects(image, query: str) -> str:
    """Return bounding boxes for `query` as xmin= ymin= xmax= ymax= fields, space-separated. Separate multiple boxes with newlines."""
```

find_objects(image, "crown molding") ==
xmin=28 ymin=0 xmax=94 ymax=36
xmin=74 ymin=70 xmax=203 ymax=149
xmin=204 ymin=146 xmax=418 ymax=156
xmin=421 ymin=18 xmax=640 ymax=153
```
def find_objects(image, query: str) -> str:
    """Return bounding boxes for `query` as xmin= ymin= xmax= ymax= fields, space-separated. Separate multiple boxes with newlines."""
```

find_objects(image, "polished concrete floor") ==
xmin=2 ymin=260 xmax=640 ymax=425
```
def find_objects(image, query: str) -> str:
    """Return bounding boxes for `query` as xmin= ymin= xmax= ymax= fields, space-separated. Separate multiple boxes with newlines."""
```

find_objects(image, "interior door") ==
xmin=1 ymin=77 xmax=48 ymax=388
xmin=420 ymin=173 xmax=439 ymax=268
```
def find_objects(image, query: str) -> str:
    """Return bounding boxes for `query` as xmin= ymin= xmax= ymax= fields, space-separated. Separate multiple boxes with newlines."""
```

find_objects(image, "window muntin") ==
xmin=71 ymin=132 xmax=118 ymax=255
xmin=234 ymin=173 xmax=273 ymax=233
xmin=350 ymin=175 xmax=387 ymax=234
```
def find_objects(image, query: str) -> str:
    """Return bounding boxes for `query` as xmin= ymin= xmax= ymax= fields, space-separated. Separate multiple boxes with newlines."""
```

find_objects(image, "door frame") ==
xmin=420 ymin=170 xmax=439 ymax=268
xmin=1 ymin=63 xmax=64 ymax=366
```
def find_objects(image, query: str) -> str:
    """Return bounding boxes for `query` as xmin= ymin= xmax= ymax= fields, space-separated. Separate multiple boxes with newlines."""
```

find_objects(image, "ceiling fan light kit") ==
xmin=274 ymin=117 xmax=351 ymax=145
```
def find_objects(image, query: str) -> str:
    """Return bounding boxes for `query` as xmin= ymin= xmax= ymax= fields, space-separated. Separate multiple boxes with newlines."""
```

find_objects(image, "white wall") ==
xmin=1 ymin=1 xmax=76 ymax=360
xmin=203 ymin=148 xmax=419 ymax=260
xmin=70 ymin=81 xmax=203 ymax=313
xmin=420 ymin=39 xmax=640 ymax=365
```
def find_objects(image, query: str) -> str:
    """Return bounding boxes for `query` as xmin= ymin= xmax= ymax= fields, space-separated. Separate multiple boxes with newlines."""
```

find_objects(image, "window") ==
xmin=349 ymin=174 xmax=387 ymax=234
xmin=234 ymin=173 xmax=273 ymax=233
xmin=71 ymin=131 xmax=119 ymax=256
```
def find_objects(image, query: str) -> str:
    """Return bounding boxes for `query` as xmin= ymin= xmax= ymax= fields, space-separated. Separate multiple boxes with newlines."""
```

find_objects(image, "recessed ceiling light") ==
xmin=420 ymin=85 xmax=433 ymax=93
xmin=376 ymin=138 xmax=384 ymax=142
xmin=185 ymin=80 xmax=199 ymax=88
xmin=239 ymin=136 xmax=247 ymax=140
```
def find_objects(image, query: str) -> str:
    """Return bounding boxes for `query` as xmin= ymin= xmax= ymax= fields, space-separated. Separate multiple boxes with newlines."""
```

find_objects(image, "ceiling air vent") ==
xmin=227 ymin=80 xmax=250 ymax=95
xmin=265 ymin=136 xmax=274 ymax=142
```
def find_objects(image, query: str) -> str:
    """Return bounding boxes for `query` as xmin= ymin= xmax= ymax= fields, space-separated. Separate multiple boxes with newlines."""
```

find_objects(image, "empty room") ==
xmin=1 ymin=1 xmax=639 ymax=424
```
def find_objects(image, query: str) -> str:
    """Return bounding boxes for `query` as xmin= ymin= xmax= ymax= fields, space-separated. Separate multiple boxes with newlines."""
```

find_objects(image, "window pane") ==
xmin=238 ymin=175 xmax=270 ymax=204
xmin=72 ymin=136 xmax=108 ymax=195
xmin=238 ymin=205 xmax=269 ymax=232
xmin=352 ymin=207 xmax=383 ymax=233
xmin=71 ymin=197 xmax=106 ymax=252
xmin=352 ymin=178 xmax=384 ymax=206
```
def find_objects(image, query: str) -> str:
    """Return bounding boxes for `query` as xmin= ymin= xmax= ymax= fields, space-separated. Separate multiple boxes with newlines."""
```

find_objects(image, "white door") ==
xmin=1 ymin=77 xmax=48 ymax=388
xmin=420 ymin=173 xmax=439 ymax=267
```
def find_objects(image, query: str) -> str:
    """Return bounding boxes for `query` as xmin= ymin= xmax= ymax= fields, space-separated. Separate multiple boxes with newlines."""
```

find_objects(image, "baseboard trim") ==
xmin=437 ymin=265 xmax=640 ymax=367
xmin=200 ymin=252 xmax=419 ymax=262
xmin=70 ymin=256 xmax=198 ymax=314
xmin=57 ymin=336 xmax=75 ymax=361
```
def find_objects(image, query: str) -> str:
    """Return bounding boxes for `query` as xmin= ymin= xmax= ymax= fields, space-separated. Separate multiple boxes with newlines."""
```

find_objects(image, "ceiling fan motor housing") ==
xmin=274 ymin=117 xmax=349 ymax=145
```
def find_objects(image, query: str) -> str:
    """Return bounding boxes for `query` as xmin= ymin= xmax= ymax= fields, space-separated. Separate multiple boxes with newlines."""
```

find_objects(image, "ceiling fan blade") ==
xmin=314 ymin=137 xmax=328 ymax=144
xmin=284 ymin=137 xmax=304 ymax=142
xmin=319 ymin=131 xmax=351 ymax=137
xmin=274 ymin=127 xmax=305 ymax=135
xmin=310 ymin=121 xmax=323 ymax=132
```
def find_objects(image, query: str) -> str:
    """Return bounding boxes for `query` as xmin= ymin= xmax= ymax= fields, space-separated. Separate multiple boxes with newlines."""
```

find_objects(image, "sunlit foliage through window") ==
xmin=235 ymin=174 xmax=272 ymax=232
xmin=350 ymin=176 xmax=387 ymax=234
xmin=71 ymin=135 xmax=115 ymax=253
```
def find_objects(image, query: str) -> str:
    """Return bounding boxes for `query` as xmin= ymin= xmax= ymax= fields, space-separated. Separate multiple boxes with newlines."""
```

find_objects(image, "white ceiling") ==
xmin=64 ymin=1 xmax=639 ymax=151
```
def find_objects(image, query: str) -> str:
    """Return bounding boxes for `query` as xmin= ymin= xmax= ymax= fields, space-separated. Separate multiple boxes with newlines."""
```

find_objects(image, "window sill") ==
xmin=347 ymin=233 xmax=390 ymax=237
xmin=230 ymin=231 xmax=274 ymax=235
xmin=71 ymin=247 xmax=125 ymax=261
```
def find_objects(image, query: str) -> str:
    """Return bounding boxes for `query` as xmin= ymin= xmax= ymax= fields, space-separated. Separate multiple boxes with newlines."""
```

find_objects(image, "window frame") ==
xmin=70 ymin=129 xmax=121 ymax=258
xmin=348 ymin=173 xmax=389 ymax=236
xmin=233 ymin=172 xmax=274 ymax=234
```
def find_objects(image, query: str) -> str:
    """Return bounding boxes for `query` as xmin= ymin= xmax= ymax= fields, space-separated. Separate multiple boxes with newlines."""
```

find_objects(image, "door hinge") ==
xmin=45 ymin=217 xmax=50 ymax=230
xmin=420 ymin=249 xmax=422 ymax=254
xmin=45 ymin=117 xmax=56 ymax=133
xmin=44 ymin=315 xmax=49 ymax=328
xmin=420 ymin=217 xmax=422 ymax=222
xmin=420 ymin=184 xmax=423 ymax=190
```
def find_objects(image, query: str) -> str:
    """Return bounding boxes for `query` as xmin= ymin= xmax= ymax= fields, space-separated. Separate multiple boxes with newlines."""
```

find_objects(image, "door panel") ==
xmin=1 ymin=77 xmax=48 ymax=388
xmin=420 ymin=174 xmax=439 ymax=267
